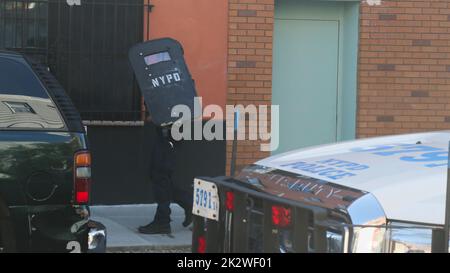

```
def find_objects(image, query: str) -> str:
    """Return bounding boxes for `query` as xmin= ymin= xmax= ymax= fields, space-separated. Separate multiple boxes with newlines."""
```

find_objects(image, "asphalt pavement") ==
xmin=90 ymin=204 xmax=192 ymax=252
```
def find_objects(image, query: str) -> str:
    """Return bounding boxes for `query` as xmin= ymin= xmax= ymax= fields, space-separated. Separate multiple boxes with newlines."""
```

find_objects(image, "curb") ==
xmin=107 ymin=244 xmax=192 ymax=253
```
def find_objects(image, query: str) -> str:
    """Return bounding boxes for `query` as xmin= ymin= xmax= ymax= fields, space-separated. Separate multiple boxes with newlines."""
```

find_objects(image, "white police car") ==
xmin=192 ymin=131 xmax=450 ymax=253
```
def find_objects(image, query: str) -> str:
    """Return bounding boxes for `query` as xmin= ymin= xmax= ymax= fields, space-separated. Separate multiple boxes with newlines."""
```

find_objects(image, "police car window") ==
xmin=0 ymin=57 xmax=65 ymax=130
xmin=144 ymin=51 xmax=171 ymax=66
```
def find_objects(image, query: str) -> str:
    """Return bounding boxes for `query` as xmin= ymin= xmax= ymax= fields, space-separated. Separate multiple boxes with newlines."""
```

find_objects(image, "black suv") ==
xmin=0 ymin=51 xmax=106 ymax=253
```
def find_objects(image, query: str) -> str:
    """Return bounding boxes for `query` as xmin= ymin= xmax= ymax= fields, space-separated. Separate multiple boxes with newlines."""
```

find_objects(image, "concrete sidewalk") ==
xmin=90 ymin=204 xmax=192 ymax=252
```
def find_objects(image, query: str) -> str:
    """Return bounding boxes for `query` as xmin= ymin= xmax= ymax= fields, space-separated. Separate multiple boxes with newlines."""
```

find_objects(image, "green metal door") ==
xmin=272 ymin=1 xmax=359 ymax=154
xmin=273 ymin=19 xmax=339 ymax=153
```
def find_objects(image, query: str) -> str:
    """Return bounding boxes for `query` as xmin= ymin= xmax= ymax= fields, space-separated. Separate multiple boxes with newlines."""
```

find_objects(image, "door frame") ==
xmin=273 ymin=0 xmax=360 ymax=142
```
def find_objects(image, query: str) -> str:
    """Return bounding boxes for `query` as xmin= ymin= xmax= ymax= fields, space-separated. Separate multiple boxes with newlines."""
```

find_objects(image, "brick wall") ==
xmin=358 ymin=0 xmax=450 ymax=138
xmin=227 ymin=0 xmax=275 ymax=174
xmin=226 ymin=0 xmax=450 ymax=172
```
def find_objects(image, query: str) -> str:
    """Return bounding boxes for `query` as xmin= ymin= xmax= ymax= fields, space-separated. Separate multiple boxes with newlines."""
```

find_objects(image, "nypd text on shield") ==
xmin=151 ymin=72 xmax=181 ymax=88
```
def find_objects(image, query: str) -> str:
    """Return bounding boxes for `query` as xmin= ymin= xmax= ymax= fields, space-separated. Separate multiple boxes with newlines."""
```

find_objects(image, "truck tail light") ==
xmin=197 ymin=235 xmax=206 ymax=253
xmin=225 ymin=191 xmax=235 ymax=212
xmin=272 ymin=205 xmax=291 ymax=228
xmin=74 ymin=151 xmax=91 ymax=204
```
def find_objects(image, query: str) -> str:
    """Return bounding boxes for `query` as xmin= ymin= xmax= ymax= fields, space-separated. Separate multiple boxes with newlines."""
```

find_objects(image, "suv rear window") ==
xmin=0 ymin=57 xmax=65 ymax=130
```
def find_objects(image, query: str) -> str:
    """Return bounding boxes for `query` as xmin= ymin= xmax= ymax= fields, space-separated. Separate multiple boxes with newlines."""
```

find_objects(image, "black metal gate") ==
xmin=0 ymin=0 xmax=152 ymax=122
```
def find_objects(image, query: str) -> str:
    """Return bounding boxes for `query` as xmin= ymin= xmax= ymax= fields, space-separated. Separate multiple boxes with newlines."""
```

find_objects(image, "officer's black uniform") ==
xmin=138 ymin=125 xmax=192 ymax=234
xmin=129 ymin=38 xmax=197 ymax=234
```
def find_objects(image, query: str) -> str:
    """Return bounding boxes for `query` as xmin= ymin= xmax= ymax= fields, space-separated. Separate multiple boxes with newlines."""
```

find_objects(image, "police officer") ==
xmin=138 ymin=115 xmax=193 ymax=234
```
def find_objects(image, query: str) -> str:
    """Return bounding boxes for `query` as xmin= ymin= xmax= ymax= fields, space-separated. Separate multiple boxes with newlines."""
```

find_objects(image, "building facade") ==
xmin=228 ymin=0 xmax=450 ymax=172
xmin=2 ymin=0 xmax=450 ymax=204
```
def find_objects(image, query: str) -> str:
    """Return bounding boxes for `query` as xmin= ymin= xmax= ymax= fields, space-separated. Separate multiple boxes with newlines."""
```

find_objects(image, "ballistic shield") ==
xmin=129 ymin=38 xmax=199 ymax=126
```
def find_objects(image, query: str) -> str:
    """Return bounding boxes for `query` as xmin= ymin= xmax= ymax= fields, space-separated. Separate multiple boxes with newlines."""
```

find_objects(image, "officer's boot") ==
xmin=177 ymin=201 xmax=192 ymax=227
xmin=138 ymin=204 xmax=171 ymax=234
xmin=182 ymin=210 xmax=192 ymax=227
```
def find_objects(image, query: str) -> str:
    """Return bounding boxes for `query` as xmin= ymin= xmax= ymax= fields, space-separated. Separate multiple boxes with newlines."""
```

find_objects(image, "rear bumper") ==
xmin=9 ymin=205 xmax=107 ymax=253
xmin=28 ymin=217 xmax=108 ymax=253
xmin=86 ymin=220 xmax=107 ymax=253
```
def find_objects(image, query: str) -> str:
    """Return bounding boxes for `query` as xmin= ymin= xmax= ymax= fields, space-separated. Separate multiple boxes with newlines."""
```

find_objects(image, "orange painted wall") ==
xmin=145 ymin=0 xmax=228 ymax=110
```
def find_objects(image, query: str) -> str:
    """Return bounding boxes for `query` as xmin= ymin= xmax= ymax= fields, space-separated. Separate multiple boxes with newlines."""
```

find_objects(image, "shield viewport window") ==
xmin=144 ymin=52 xmax=171 ymax=66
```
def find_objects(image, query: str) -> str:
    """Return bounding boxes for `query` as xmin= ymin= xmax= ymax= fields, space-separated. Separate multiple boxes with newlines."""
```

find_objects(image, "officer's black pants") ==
xmin=151 ymin=127 xmax=192 ymax=224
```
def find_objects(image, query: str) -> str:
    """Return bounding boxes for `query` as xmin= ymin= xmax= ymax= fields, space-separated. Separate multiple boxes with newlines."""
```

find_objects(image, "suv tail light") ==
xmin=272 ymin=205 xmax=291 ymax=228
xmin=74 ymin=151 xmax=91 ymax=204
